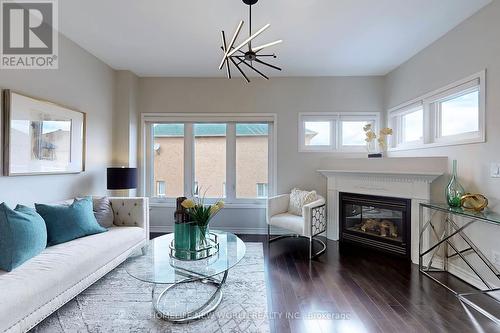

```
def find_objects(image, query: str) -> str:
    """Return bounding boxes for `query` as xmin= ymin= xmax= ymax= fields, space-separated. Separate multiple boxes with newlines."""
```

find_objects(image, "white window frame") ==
xmin=338 ymin=114 xmax=379 ymax=152
xmin=299 ymin=115 xmax=336 ymax=152
xmin=389 ymin=70 xmax=486 ymax=151
xmin=298 ymin=112 xmax=380 ymax=153
xmin=141 ymin=113 xmax=277 ymax=209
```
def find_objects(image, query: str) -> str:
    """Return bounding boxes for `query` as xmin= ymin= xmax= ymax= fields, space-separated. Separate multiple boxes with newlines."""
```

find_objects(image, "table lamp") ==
xmin=107 ymin=167 xmax=137 ymax=195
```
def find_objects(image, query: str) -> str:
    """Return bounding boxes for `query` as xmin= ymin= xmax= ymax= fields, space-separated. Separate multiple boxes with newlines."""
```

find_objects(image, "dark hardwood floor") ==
xmin=151 ymin=233 xmax=500 ymax=333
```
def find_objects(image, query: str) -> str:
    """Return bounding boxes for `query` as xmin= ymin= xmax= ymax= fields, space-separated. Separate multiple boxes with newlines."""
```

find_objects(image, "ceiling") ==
xmin=59 ymin=0 xmax=491 ymax=77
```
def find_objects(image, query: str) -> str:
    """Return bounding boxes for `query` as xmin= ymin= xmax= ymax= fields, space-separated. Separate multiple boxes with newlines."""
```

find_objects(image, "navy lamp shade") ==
xmin=107 ymin=167 xmax=137 ymax=190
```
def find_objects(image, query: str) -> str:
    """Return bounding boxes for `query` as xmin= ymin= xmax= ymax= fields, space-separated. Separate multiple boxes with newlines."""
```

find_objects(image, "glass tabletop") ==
xmin=420 ymin=202 xmax=500 ymax=226
xmin=124 ymin=230 xmax=246 ymax=284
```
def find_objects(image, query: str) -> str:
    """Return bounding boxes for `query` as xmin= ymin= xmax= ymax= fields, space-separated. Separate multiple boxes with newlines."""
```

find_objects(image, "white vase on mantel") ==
xmin=366 ymin=141 xmax=382 ymax=158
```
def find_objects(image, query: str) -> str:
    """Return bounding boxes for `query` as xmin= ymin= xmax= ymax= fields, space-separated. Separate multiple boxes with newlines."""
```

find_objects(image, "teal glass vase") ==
xmin=446 ymin=160 xmax=465 ymax=208
xmin=174 ymin=222 xmax=194 ymax=260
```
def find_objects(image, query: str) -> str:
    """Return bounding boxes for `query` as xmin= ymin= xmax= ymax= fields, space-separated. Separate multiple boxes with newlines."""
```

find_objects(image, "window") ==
xmin=389 ymin=71 xmax=485 ymax=150
xmin=304 ymin=121 xmax=331 ymax=146
xmin=401 ymin=108 xmax=423 ymax=143
xmin=236 ymin=124 xmax=269 ymax=199
xmin=156 ymin=181 xmax=166 ymax=197
xmin=341 ymin=121 xmax=372 ymax=147
xmin=144 ymin=114 xmax=276 ymax=205
xmin=390 ymin=105 xmax=424 ymax=147
xmin=437 ymin=89 xmax=479 ymax=138
xmin=194 ymin=123 xmax=226 ymax=198
xmin=153 ymin=124 xmax=184 ymax=197
xmin=256 ymin=183 xmax=268 ymax=198
xmin=299 ymin=113 xmax=379 ymax=152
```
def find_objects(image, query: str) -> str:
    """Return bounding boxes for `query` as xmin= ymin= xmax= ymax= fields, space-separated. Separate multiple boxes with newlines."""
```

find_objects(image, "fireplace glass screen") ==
xmin=344 ymin=204 xmax=403 ymax=243
xmin=340 ymin=193 xmax=411 ymax=258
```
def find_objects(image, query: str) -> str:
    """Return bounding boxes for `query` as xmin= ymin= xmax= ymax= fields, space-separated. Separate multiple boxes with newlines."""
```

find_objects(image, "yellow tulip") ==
xmin=181 ymin=199 xmax=195 ymax=209
xmin=210 ymin=205 xmax=220 ymax=215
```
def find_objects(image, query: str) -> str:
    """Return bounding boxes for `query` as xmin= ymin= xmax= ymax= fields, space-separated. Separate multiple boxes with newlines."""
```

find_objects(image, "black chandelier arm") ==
xmin=254 ymin=58 xmax=282 ymax=71
xmin=238 ymin=58 xmax=269 ymax=80
xmin=220 ymin=46 xmax=240 ymax=55
xmin=229 ymin=57 xmax=250 ymax=83
xmin=248 ymin=3 xmax=252 ymax=50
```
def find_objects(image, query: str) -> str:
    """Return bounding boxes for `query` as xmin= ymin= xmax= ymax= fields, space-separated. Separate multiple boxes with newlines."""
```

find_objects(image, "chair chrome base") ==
xmin=267 ymin=226 xmax=327 ymax=259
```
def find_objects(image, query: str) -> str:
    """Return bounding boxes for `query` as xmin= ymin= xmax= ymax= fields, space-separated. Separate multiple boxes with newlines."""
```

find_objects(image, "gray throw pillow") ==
xmin=92 ymin=196 xmax=114 ymax=228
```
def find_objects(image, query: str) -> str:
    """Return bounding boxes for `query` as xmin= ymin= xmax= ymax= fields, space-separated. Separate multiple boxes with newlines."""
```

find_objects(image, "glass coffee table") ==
xmin=123 ymin=230 xmax=246 ymax=322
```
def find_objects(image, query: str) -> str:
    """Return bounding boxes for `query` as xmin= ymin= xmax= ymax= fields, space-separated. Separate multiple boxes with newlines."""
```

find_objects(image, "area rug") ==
xmin=31 ymin=243 xmax=269 ymax=333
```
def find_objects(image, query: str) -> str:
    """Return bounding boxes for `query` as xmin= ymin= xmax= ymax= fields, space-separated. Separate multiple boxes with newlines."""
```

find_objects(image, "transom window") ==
xmin=389 ymin=71 xmax=485 ymax=150
xmin=401 ymin=108 xmax=423 ymax=143
xmin=390 ymin=104 xmax=424 ymax=147
xmin=304 ymin=121 xmax=331 ymax=147
xmin=436 ymin=89 xmax=480 ymax=139
xmin=299 ymin=113 xmax=380 ymax=152
xmin=144 ymin=114 xmax=276 ymax=205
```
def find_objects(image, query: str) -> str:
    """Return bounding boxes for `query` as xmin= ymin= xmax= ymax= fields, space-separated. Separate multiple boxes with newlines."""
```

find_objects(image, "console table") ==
xmin=419 ymin=203 xmax=500 ymax=323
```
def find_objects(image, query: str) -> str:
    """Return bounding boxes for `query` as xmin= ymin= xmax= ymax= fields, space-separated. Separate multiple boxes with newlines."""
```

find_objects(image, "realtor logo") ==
xmin=1 ymin=0 xmax=58 ymax=69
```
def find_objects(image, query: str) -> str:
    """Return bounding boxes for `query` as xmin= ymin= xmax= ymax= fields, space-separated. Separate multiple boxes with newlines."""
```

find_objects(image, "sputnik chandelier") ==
xmin=219 ymin=0 xmax=282 ymax=83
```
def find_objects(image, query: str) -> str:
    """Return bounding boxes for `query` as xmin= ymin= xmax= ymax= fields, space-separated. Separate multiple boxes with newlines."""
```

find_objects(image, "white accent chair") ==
xmin=267 ymin=193 xmax=327 ymax=259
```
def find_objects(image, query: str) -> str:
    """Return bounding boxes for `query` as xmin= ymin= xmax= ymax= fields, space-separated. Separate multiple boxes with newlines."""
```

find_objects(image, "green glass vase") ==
xmin=446 ymin=160 xmax=465 ymax=208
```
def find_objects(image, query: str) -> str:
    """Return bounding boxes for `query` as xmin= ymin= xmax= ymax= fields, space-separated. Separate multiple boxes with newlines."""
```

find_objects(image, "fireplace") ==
xmin=340 ymin=192 xmax=411 ymax=259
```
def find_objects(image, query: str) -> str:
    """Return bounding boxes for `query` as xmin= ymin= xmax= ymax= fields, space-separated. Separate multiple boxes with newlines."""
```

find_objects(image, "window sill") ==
xmin=149 ymin=201 xmax=266 ymax=209
xmin=298 ymin=150 xmax=368 ymax=155
xmin=389 ymin=136 xmax=485 ymax=152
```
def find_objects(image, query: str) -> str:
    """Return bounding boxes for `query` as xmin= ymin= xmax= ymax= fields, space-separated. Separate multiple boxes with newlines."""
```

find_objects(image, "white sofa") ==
xmin=0 ymin=197 xmax=149 ymax=333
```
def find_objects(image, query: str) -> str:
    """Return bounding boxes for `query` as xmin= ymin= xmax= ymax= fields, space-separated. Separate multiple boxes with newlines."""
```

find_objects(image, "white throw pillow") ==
xmin=288 ymin=188 xmax=317 ymax=216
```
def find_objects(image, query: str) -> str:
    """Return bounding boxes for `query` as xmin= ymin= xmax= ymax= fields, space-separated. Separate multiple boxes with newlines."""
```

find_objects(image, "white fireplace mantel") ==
xmin=318 ymin=170 xmax=443 ymax=183
xmin=318 ymin=157 xmax=446 ymax=264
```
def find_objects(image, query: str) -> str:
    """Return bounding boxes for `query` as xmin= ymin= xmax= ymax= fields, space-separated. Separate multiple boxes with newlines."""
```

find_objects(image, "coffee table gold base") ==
xmin=151 ymin=270 xmax=228 ymax=323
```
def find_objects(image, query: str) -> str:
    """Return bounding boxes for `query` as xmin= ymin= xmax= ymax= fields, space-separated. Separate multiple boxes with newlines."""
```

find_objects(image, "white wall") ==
xmin=113 ymin=70 xmax=139 ymax=168
xmin=384 ymin=0 xmax=500 ymax=286
xmin=0 ymin=34 xmax=115 ymax=207
xmin=138 ymin=77 xmax=385 ymax=233
xmin=385 ymin=1 xmax=500 ymax=204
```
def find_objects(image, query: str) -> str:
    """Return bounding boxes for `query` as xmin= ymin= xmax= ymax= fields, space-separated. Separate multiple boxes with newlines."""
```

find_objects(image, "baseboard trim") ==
xmin=431 ymin=257 xmax=499 ymax=290
xmin=150 ymin=225 xmax=327 ymax=237
xmin=150 ymin=225 xmax=272 ymax=235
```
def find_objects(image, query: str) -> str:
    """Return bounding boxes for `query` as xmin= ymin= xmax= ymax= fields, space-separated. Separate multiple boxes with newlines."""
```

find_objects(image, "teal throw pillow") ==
xmin=0 ymin=203 xmax=48 ymax=271
xmin=35 ymin=196 xmax=107 ymax=246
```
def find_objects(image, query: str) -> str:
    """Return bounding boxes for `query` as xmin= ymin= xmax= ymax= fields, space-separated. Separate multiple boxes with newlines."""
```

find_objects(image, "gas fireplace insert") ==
xmin=340 ymin=192 xmax=411 ymax=259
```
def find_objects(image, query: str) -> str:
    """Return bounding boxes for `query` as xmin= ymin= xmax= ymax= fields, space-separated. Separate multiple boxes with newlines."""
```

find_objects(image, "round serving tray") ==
xmin=169 ymin=232 xmax=220 ymax=261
